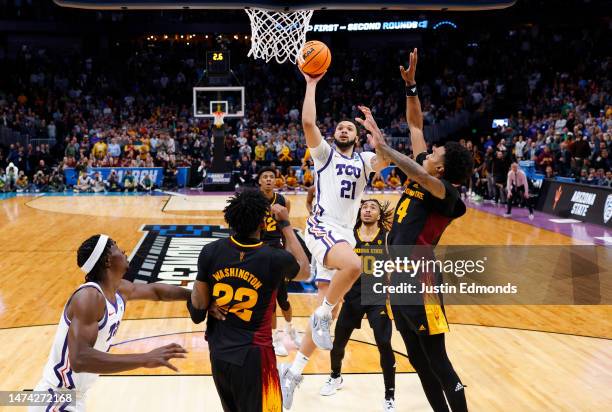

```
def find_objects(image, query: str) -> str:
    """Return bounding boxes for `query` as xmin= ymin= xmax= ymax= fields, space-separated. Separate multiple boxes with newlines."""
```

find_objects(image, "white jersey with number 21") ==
xmin=310 ymin=140 xmax=375 ymax=228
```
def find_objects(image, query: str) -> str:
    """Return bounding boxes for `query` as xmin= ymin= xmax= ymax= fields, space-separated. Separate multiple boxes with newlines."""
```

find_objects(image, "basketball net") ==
xmin=245 ymin=8 xmax=314 ymax=64
xmin=213 ymin=111 xmax=226 ymax=128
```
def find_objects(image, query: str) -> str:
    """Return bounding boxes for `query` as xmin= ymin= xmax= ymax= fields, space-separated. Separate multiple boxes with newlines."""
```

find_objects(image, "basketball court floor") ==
xmin=0 ymin=192 xmax=610 ymax=411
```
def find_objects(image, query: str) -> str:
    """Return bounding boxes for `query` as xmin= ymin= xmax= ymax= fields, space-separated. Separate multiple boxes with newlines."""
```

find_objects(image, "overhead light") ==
xmin=233 ymin=35 xmax=239 ymax=40
xmin=186 ymin=42 xmax=190 ymax=45
xmin=180 ymin=35 xmax=184 ymax=39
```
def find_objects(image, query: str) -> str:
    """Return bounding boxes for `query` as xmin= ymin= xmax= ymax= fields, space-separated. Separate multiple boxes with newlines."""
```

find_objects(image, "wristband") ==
xmin=405 ymin=83 xmax=418 ymax=97
xmin=187 ymin=298 xmax=207 ymax=324
xmin=277 ymin=220 xmax=290 ymax=230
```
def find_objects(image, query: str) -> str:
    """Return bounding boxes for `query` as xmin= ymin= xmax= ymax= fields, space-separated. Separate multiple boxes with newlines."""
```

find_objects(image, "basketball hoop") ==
xmin=245 ymin=8 xmax=314 ymax=64
xmin=213 ymin=111 xmax=226 ymax=128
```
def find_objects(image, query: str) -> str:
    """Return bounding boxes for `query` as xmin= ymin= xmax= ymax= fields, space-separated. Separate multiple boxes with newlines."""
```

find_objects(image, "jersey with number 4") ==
xmin=388 ymin=152 xmax=466 ymax=246
xmin=310 ymin=140 xmax=376 ymax=228
xmin=197 ymin=236 xmax=299 ymax=366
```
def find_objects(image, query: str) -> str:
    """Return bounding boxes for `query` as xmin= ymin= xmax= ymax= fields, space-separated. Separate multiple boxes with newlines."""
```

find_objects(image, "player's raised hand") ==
xmin=400 ymin=48 xmax=418 ymax=85
xmin=143 ymin=343 xmax=188 ymax=372
xmin=271 ymin=203 xmax=290 ymax=222
xmin=298 ymin=58 xmax=326 ymax=84
xmin=367 ymin=132 xmax=386 ymax=151
xmin=355 ymin=105 xmax=381 ymax=134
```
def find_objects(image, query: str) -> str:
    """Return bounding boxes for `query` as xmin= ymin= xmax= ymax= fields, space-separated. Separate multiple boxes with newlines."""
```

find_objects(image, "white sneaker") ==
xmin=310 ymin=310 xmax=333 ymax=350
xmin=278 ymin=363 xmax=303 ymax=409
xmin=287 ymin=327 xmax=302 ymax=349
xmin=273 ymin=334 xmax=288 ymax=357
xmin=503 ymin=213 xmax=511 ymax=218
xmin=383 ymin=398 xmax=395 ymax=412
xmin=319 ymin=375 xmax=343 ymax=396
xmin=529 ymin=214 xmax=534 ymax=220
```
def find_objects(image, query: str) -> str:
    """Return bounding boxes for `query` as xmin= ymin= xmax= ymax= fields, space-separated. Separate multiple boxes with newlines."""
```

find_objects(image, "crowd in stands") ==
xmin=0 ymin=15 xmax=609 ymax=194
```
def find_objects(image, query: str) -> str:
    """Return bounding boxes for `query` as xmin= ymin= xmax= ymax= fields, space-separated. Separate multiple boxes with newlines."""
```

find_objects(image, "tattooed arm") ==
xmin=357 ymin=109 xmax=446 ymax=199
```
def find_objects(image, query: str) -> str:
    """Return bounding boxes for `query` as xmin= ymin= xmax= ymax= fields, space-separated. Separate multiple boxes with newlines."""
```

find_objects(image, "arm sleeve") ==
xmin=272 ymin=249 xmax=300 ymax=281
xmin=309 ymin=140 xmax=332 ymax=167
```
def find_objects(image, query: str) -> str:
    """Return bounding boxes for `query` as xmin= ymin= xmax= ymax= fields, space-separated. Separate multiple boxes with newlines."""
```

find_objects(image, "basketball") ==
xmin=300 ymin=40 xmax=332 ymax=76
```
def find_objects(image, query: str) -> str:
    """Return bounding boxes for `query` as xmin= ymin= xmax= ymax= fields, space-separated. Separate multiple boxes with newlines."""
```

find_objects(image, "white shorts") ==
xmin=29 ymin=380 xmax=86 ymax=412
xmin=305 ymin=217 xmax=356 ymax=283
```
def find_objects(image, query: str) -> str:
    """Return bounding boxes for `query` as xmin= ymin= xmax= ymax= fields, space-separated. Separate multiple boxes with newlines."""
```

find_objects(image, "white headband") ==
xmin=80 ymin=234 xmax=110 ymax=274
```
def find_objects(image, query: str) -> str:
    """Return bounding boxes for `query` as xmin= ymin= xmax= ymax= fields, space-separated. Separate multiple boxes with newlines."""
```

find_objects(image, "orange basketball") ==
xmin=300 ymin=40 xmax=331 ymax=76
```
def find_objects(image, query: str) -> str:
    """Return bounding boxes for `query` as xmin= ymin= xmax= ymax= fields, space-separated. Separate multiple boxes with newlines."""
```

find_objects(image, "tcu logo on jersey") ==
xmin=336 ymin=163 xmax=361 ymax=179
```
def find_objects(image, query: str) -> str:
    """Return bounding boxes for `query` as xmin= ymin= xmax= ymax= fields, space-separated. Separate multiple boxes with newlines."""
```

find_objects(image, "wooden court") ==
xmin=0 ymin=193 xmax=610 ymax=411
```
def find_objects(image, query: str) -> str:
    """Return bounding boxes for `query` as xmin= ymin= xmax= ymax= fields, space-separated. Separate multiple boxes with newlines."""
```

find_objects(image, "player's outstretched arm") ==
xmin=354 ymin=105 xmax=390 ymax=172
xmin=365 ymin=121 xmax=446 ymax=199
xmin=300 ymin=67 xmax=325 ymax=149
xmin=271 ymin=204 xmax=310 ymax=281
xmin=119 ymin=279 xmax=190 ymax=302
xmin=67 ymin=288 xmax=186 ymax=373
xmin=400 ymin=48 xmax=427 ymax=155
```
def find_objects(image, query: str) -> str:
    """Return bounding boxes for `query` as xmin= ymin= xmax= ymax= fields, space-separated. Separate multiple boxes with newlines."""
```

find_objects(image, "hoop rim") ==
xmin=213 ymin=110 xmax=226 ymax=127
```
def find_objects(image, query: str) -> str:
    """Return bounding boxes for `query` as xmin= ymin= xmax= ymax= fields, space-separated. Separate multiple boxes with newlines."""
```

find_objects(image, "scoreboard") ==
xmin=206 ymin=50 xmax=230 ymax=75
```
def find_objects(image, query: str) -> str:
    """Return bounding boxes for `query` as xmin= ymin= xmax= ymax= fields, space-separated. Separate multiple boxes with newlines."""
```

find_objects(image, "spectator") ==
xmin=74 ymin=171 xmax=93 ymax=192
xmin=484 ymin=147 xmax=495 ymax=199
xmin=16 ymin=171 xmax=30 ymax=192
xmin=603 ymin=171 xmax=612 ymax=187
xmin=254 ymin=141 xmax=266 ymax=161
xmin=301 ymin=163 xmax=314 ymax=188
xmin=163 ymin=163 xmax=178 ymax=189
xmin=0 ymin=169 xmax=6 ymax=192
xmin=536 ymin=146 xmax=555 ymax=171
xmin=515 ymin=135 xmax=526 ymax=160
xmin=247 ymin=160 xmax=259 ymax=183
xmin=33 ymin=170 xmax=48 ymax=192
xmin=372 ymin=173 xmax=385 ymax=191
xmin=592 ymin=149 xmax=610 ymax=172
xmin=285 ymin=168 xmax=299 ymax=191
xmin=48 ymin=170 xmax=65 ymax=192
xmin=273 ymin=168 xmax=285 ymax=190
xmin=106 ymin=170 xmax=121 ymax=192
xmin=91 ymin=139 xmax=108 ymax=161
xmin=577 ymin=168 xmax=589 ymax=184
xmin=92 ymin=172 xmax=105 ymax=193
xmin=108 ymin=138 xmax=121 ymax=158
xmin=139 ymin=172 xmax=154 ymax=192
xmin=386 ymin=168 xmax=402 ymax=190
xmin=492 ymin=150 xmax=510 ymax=204
xmin=122 ymin=170 xmax=137 ymax=192
xmin=6 ymin=163 xmax=18 ymax=191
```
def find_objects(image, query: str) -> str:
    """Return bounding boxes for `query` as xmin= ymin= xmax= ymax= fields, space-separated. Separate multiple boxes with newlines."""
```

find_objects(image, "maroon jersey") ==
xmin=197 ymin=236 xmax=299 ymax=366
xmin=388 ymin=152 xmax=466 ymax=246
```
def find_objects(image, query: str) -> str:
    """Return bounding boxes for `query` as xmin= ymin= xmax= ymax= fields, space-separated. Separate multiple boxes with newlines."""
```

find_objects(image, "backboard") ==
xmin=193 ymin=87 xmax=245 ymax=118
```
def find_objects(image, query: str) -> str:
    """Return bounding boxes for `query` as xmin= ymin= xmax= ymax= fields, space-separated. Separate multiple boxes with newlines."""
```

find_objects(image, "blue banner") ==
xmin=64 ymin=167 xmax=189 ymax=187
